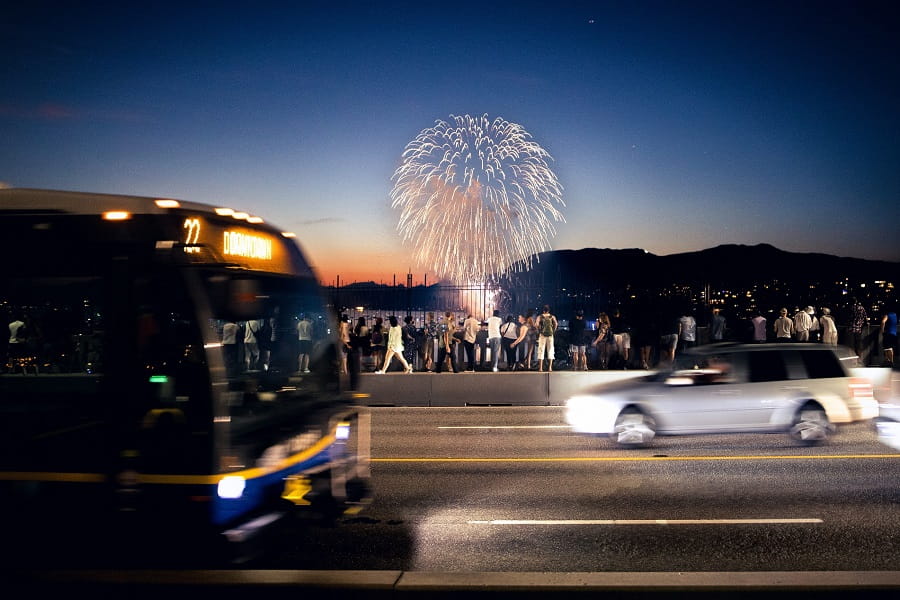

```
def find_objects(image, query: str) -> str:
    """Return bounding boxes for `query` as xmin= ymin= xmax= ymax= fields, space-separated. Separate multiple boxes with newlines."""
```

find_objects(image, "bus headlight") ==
xmin=217 ymin=475 xmax=246 ymax=499
xmin=336 ymin=421 xmax=351 ymax=440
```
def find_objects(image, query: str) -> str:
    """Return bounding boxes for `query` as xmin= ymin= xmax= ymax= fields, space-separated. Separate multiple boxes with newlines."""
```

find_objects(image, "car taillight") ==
xmin=849 ymin=377 xmax=873 ymax=398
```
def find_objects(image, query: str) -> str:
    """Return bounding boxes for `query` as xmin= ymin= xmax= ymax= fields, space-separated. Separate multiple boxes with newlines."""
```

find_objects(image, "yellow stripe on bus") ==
xmin=0 ymin=433 xmax=337 ymax=486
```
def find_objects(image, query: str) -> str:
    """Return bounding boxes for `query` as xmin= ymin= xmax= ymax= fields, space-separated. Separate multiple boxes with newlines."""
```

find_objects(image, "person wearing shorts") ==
xmin=568 ymin=309 xmax=587 ymax=370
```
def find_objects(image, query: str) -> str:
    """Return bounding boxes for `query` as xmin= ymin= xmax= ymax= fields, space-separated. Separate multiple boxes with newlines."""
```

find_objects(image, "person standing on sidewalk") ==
xmin=881 ymin=307 xmax=897 ymax=367
xmin=611 ymin=308 xmax=632 ymax=369
xmin=435 ymin=311 xmax=459 ymax=373
xmin=510 ymin=314 xmax=529 ymax=370
xmin=593 ymin=312 xmax=614 ymax=369
xmin=462 ymin=313 xmax=480 ymax=372
xmin=338 ymin=313 xmax=351 ymax=374
xmin=677 ymin=308 xmax=697 ymax=355
xmin=487 ymin=309 xmax=503 ymax=372
xmin=710 ymin=308 xmax=726 ymax=342
xmin=847 ymin=297 xmax=868 ymax=364
xmin=297 ymin=314 xmax=313 ymax=373
xmin=569 ymin=309 xmax=587 ymax=371
xmin=243 ymin=318 xmax=261 ymax=371
xmin=535 ymin=304 xmax=558 ymax=372
xmin=501 ymin=315 xmax=520 ymax=370
xmin=751 ymin=311 xmax=767 ymax=343
xmin=523 ymin=310 xmax=537 ymax=369
xmin=820 ymin=308 xmax=838 ymax=346
xmin=806 ymin=306 xmax=820 ymax=343
xmin=402 ymin=315 xmax=419 ymax=370
xmin=222 ymin=320 xmax=239 ymax=376
xmin=370 ymin=317 xmax=386 ymax=372
xmin=792 ymin=306 xmax=811 ymax=342
xmin=774 ymin=308 xmax=794 ymax=342
xmin=422 ymin=312 xmax=438 ymax=372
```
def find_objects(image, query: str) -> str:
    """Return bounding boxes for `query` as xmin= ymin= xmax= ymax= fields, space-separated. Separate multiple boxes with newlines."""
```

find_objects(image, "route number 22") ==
xmin=183 ymin=218 xmax=201 ymax=253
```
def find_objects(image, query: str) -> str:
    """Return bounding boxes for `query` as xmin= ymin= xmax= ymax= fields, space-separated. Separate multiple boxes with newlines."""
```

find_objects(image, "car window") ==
xmin=797 ymin=349 xmax=845 ymax=379
xmin=747 ymin=351 xmax=788 ymax=383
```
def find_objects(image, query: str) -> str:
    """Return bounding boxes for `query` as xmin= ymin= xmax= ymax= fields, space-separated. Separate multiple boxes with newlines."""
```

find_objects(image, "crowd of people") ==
xmin=340 ymin=297 xmax=899 ymax=373
xmin=5 ymin=297 xmax=898 ymax=376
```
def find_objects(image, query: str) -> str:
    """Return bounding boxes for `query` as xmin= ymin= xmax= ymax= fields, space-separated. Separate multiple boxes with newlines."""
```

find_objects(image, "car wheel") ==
xmin=613 ymin=408 xmax=656 ymax=447
xmin=790 ymin=403 xmax=831 ymax=444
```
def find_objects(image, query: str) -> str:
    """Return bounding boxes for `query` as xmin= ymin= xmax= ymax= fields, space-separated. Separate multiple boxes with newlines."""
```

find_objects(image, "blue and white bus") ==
xmin=0 ymin=188 xmax=370 ymax=566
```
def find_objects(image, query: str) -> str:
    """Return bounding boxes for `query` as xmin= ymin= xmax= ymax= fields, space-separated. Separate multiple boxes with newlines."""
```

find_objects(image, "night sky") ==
xmin=2 ymin=1 xmax=898 ymax=285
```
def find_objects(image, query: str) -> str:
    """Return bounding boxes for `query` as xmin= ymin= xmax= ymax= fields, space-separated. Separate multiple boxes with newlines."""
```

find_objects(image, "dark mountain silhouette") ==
xmin=504 ymin=244 xmax=900 ymax=289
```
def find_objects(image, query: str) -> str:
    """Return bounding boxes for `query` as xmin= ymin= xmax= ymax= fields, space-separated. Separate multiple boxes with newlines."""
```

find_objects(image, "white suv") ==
xmin=566 ymin=343 xmax=878 ymax=447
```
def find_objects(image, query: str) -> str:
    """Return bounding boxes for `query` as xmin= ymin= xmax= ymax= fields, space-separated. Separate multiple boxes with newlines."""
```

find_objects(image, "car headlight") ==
xmin=565 ymin=395 xmax=619 ymax=433
xmin=875 ymin=419 xmax=900 ymax=451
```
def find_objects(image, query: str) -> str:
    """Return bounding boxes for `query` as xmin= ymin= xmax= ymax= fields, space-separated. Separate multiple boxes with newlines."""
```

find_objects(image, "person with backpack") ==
xmin=534 ymin=304 xmax=558 ymax=372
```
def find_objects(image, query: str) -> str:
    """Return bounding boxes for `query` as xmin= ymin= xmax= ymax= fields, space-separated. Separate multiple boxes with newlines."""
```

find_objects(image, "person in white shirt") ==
xmin=806 ymin=306 xmax=820 ymax=342
xmin=462 ymin=313 xmax=480 ymax=372
xmin=486 ymin=310 xmax=503 ymax=372
xmin=793 ymin=307 xmax=811 ymax=342
xmin=375 ymin=315 xmax=413 ymax=374
xmin=8 ymin=316 xmax=25 ymax=345
xmin=820 ymin=308 xmax=838 ymax=346
xmin=774 ymin=308 xmax=794 ymax=342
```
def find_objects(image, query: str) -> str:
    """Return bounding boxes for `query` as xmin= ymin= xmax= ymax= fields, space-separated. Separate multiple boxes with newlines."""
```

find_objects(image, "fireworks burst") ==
xmin=390 ymin=114 xmax=564 ymax=284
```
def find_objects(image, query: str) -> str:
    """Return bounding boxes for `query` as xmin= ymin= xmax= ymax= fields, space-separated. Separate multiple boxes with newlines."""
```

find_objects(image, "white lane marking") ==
xmin=467 ymin=518 xmax=823 ymax=525
xmin=438 ymin=425 xmax=572 ymax=429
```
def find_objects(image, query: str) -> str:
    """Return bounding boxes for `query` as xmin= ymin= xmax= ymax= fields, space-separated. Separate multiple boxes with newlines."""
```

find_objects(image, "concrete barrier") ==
xmin=355 ymin=370 xmax=648 ymax=407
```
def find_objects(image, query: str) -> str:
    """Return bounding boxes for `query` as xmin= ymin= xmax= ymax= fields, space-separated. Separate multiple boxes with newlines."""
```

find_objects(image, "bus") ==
xmin=0 ymin=188 xmax=371 ymax=566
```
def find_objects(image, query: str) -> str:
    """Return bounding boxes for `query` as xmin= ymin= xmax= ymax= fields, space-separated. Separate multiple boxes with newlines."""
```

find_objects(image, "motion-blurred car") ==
xmin=874 ymin=367 xmax=900 ymax=451
xmin=565 ymin=343 xmax=877 ymax=447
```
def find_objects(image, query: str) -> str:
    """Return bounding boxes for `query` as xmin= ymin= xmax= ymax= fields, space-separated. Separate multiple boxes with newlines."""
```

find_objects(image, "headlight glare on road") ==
xmin=875 ymin=419 xmax=900 ymax=451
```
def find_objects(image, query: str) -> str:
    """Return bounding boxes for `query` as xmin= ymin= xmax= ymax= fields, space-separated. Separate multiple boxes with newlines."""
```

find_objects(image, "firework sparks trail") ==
xmin=390 ymin=114 xmax=565 ymax=284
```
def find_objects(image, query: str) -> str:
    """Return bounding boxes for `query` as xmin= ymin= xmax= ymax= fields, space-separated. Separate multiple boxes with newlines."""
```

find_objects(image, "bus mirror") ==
xmin=229 ymin=278 xmax=262 ymax=318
